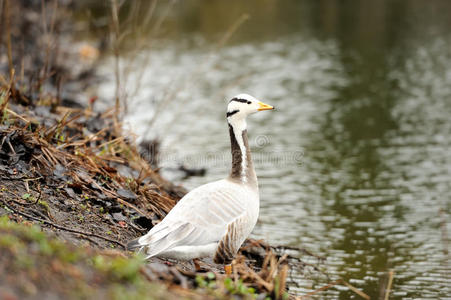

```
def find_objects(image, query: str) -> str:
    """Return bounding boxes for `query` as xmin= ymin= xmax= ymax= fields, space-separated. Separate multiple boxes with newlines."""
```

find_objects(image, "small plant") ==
xmin=55 ymin=132 xmax=66 ymax=144
xmin=195 ymin=274 xmax=261 ymax=299
xmin=1 ymin=109 xmax=10 ymax=125
xmin=38 ymin=200 xmax=50 ymax=212
xmin=223 ymin=277 xmax=257 ymax=297
xmin=22 ymin=193 xmax=32 ymax=200
xmin=195 ymin=272 xmax=216 ymax=289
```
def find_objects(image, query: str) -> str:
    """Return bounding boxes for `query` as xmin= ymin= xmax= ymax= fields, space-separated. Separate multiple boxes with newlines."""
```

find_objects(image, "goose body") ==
xmin=128 ymin=94 xmax=274 ymax=264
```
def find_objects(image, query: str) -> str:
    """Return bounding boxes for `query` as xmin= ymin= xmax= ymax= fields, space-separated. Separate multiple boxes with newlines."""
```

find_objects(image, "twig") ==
xmin=24 ymin=180 xmax=29 ymax=192
xmin=109 ymin=0 xmax=122 ymax=120
xmin=127 ymin=219 xmax=147 ymax=234
xmin=0 ymin=0 xmax=4 ymax=38
xmin=277 ymin=264 xmax=289 ymax=299
xmin=3 ymin=0 xmax=16 ymax=100
xmin=78 ymin=234 xmax=101 ymax=247
xmin=0 ymin=198 xmax=126 ymax=249
xmin=0 ymin=73 xmax=12 ymax=112
xmin=116 ymin=197 xmax=149 ymax=219
xmin=300 ymin=279 xmax=370 ymax=300
xmin=5 ymin=108 xmax=30 ymax=123
xmin=96 ymin=136 xmax=125 ymax=150
xmin=215 ymin=13 xmax=249 ymax=50
xmin=439 ymin=208 xmax=449 ymax=256
xmin=39 ymin=0 xmax=58 ymax=97
xmin=300 ymin=280 xmax=342 ymax=299
xmin=341 ymin=280 xmax=370 ymax=300
xmin=273 ymin=244 xmax=326 ymax=261
xmin=241 ymin=263 xmax=273 ymax=291
xmin=0 ymin=176 xmax=26 ymax=180
xmin=7 ymin=187 xmax=41 ymax=207
xmin=384 ymin=270 xmax=394 ymax=300
xmin=6 ymin=139 xmax=15 ymax=155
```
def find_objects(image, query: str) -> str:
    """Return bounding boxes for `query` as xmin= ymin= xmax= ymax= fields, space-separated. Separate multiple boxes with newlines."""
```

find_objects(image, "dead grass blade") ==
xmin=384 ymin=269 xmax=394 ymax=300
xmin=300 ymin=279 xmax=342 ymax=299
xmin=341 ymin=280 xmax=370 ymax=300
xmin=300 ymin=278 xmax=370 ymax=300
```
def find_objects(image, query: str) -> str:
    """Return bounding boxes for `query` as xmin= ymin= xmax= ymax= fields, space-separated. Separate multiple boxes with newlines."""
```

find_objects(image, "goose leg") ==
xmin=224 ymin=264 xmax=232 ymax=275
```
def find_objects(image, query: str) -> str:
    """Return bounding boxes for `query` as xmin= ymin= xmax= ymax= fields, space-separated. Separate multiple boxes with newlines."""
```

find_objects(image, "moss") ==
xmin=92 ymin=254 xmax=145 ymax=282
xmin=1 ymin=217 xmax=271 ymax=300
xmin=15 ymin=254 xmax=34 ymax=269
xmin=195 ymin=272 xmax=266 ymax=300
xmin=0 ymin=218 xmax=189 ymax=299
xmin=106 ymin=281 xmax=170 ymax=300
xmin=52 ymin=241 xmax=80 ymax=263
xmin=0 ymin=234 xmax=21 ymax=248
xmin=0 ymin=215 xmax=21 ymax=229
xmin=22 ymin=223 xmax=47 ymax=243
xmin=38 ymin=200 xmax=50 ymax=212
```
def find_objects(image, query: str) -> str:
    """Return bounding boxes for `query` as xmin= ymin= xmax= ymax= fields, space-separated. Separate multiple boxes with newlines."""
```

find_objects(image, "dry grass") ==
xmin=0 ymin=103 xmax=179 ymax=216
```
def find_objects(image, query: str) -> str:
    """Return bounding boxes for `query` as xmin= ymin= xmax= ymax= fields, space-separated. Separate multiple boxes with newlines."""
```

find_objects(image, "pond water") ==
xmin=80 ymin=1 xmax=451 ymax=298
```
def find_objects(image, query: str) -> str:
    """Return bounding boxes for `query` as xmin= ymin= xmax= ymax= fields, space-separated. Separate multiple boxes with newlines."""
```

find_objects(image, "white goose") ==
xmin=128 ymin=94 xmax=274 ymax=272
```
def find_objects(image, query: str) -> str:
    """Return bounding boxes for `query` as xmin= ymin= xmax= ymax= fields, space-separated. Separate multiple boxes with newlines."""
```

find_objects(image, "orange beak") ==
xmin=258 ymin=101 xmax=275 ymax=111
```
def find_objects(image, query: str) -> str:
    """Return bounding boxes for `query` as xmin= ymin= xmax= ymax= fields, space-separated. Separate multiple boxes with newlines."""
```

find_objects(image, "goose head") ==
xmin=226 ymin=94 xmax=274 ymax=127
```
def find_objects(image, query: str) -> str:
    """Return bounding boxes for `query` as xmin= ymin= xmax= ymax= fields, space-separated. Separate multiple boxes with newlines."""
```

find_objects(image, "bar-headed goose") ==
xmin=128 ymin=94 xmax=274 ymax=273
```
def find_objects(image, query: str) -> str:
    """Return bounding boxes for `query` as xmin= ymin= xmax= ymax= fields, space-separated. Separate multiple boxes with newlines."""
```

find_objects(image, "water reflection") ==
xmin=310 ymin=44 xmax=401 ymax=300
xmin=75 ymin=0 xmax=451 ymax=298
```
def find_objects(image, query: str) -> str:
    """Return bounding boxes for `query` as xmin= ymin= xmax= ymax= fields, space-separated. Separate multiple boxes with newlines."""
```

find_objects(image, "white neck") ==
xmin=229 ymin=115 xmax=247 ymax=132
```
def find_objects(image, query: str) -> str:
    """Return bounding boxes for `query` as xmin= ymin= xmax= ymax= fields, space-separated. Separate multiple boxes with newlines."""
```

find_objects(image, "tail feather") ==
xmin=142 ymin=223 xmax=194 ymax=258
xmin=127 ymin=222 xmax=198 ymax=258
xmin=126 ymin=237 xmax=142 ymax=251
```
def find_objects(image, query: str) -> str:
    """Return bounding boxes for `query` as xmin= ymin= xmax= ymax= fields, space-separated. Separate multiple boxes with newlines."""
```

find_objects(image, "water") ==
xmin=78 ymin=1 xmax=451 ymax=298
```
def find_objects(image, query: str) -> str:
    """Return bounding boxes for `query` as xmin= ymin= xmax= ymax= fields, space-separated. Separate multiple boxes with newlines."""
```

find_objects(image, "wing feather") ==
xmin=214 ymin=215 xmax=248 ymax=264
xmin=136 ymin=179 xmax=254 ymax=258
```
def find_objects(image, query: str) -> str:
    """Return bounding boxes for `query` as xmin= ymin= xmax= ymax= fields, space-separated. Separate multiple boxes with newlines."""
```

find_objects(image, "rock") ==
xmin=117 ymin=188 xmax=137 ymax=200
xmin=53 ymin=164 xmax=67 ymax=179
xmin=111 ymin=212 xmax=127 ymax=222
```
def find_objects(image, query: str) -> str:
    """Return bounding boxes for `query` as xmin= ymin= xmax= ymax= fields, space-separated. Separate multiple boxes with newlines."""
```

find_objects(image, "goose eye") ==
xmin=247 ymin=101 xmax=251 ymax=104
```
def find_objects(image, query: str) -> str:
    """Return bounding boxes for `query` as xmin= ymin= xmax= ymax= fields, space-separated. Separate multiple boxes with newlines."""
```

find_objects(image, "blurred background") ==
xmin=9 ymin=0 xmax=451 ymax=298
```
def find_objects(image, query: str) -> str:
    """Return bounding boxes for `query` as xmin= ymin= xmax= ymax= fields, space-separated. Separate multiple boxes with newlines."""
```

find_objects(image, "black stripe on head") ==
xmin=230 ymin=98 xmax=251 ymax=104
xmin=226 ymin=110 xmax=239 ymax=117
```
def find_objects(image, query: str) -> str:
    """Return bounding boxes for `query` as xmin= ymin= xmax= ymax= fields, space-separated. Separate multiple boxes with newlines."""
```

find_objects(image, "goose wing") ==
xmin=214 ymin=214 xmax=249 ymax=264
xmin=136 ymin=179 xmax=253 ymax=258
